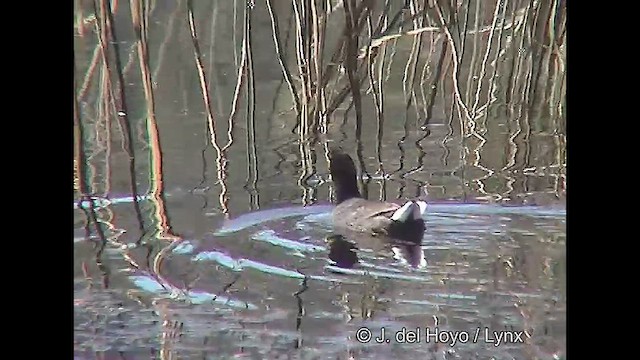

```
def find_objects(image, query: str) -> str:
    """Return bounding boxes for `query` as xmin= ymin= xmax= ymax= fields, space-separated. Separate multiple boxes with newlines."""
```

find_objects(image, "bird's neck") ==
xmin=335 ymin=182 xmax=361 ymax=204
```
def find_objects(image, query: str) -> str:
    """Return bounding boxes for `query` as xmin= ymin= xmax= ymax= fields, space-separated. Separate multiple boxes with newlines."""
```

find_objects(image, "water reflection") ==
xmin=326 ymin=234 xmax=359 ymax=268
xmin=74 ymin=0 xmax=565 ymax=359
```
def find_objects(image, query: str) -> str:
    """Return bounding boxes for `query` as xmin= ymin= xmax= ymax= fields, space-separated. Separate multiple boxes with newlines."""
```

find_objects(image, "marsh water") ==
xmin=74 ymin=1 xmax=566 ymax=359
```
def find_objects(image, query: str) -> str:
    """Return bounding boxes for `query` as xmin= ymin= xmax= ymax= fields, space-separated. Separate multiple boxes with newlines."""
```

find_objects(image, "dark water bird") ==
xmin=328 ymin=149 xmax=427 ymax=244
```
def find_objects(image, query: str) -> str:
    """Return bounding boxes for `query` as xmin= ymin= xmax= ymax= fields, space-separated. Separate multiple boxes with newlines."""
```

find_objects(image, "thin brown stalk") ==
xmin=311 ymin=0 xmax=327 ymax=125
xmin=298 ymin=136 xmax=315 ymax=206
xmin=152 ymin=1 xmax=180 ymax=80
xmin=540 ymin=0 xmax=561 ymax=110
xmin=421 ymin=34 xmax=446 ymax=129
xmin=266 ymin=0 xmax=301 ymax=116
xmin=361 ymin=25 xmax=440 ymax=57
xmin=208 ymin=3 xmax=232 ymax=144
xmin=131 ymin=0 xmax=159 ymax=159
xmin=382 ymin=22 xmax=400 ymax=84
xmin=131 ymin=0 xmax=177 ymax=240
xmin=343 ymin=0 xmax=364 ymax=136
xmin=186 ymin=0 xmax=223 ymax=158
xmin=526 ymin=0 xmax=548 ymax=107
xmin=365 ymin=14 xmax=379 ymax=96
xmin=407 ymin=22 xmax=428 ymax=122
xmin=233 ymin=0 xmax=239 ymax=68
xmin=402 ymin=0 xmax=424 ymax=102
xmin=434 ymin=1 xmax=471 ymax=122
xmin=471 ymin=0 xmax=506 ymax=118
xmin=552 ymin=51 xmax=565 ymax=119
xmin=520 ymin=1 xmax=539 ymax=107
xmin=375 ymin=7 xmax=388 ymax=109
xmin=366 ymin=15 xmax=384 ymax=174
xmin=74 ymin=62 xmax=88 ymax=197
xmin=555 ymin=3 xmax=566 ymax=49
xmin=521 ymin=49 xmax=534 ymax=107
xmin=418 ymin=34 xmax=433 ymax=124
xmin=465 ymin=0 xmax=482 ymax=105
xmin=186 ymin=0 xmax=232 ymax=216
xmin=222 ymin=2 xmax=251 ymax=151
xmin=521 ymin=108 xmax=532 ymax=193
xmin=502 ymin=3 xmax=519 ymax=107
xmin=419 ymin=29 xmax=440 ymax=123
xmin=408 ymin=0 xmax=421 ymax=29
xmin=325 ymin=66 xmax=368 ymax=117
xmin=98 ymin=67 xmax=114 ymax=197
xmin=292 ymin=0 xmax=310 ymax=108
xmin=457 ymin=0 xmax=472 ymax=59
xmin=78 ymin=45 xmax=102 ymax=101
xmin=104 ymin=92 xmax=113 ymax=196
xmin=371 ymin=0 xmax=393 ymax=37
xmin=507 ymin=0 xmax=533 ymax=108
xmin=480 ymin=0 xmax=510 ymax=127
xmin=75 ymin=0 xmax=85 ymax=37
xmin=244 ymin=3 xmax=259 ymax=210
xmin=319 ymin=0 xmax=373 ymax=93
xmin=374 ymin=2 xmax=430 ymax=41
xmin=441 ymin=64 xmax=456 ymax=168
xmin=121 ymin=43 xmax=139 ymax=79
xmin=223 ymin=24 xmax=248 ymax=152
xmin=94 ymin=0 xmax=145 ymax=233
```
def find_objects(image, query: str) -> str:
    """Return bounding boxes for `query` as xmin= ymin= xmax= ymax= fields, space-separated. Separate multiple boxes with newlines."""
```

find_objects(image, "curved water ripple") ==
xmin=137 ymin=203 xmax=560 ymax=291
xmin=101 ymin=202 xmax=564 ymax=358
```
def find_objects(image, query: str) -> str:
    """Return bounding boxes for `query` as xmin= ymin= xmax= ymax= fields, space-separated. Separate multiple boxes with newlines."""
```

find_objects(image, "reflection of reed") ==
xmin=243 ymin=6 xmax=260 ymax=211
xmin=470 ymin=0 xmax=507 ymax=119
xmin=208 ymin=2 xmax=225 ymax=119
xmin=130 ymin=0 xmax=177 ymax=241
xmin=359 ymin=278 xmax=386 ymax=320
xmin=372 ymin=53 xmax=385 ymax=200
xmin=268 ymin=0 xmax=566 ymax=204
xmin=186 ymin=0 xmax=230 ymax=215
xmin=95 ymin=67 xmax=118 ymax=249
xmin=157 ymin=301 xmax=183 ymax=360
xmin=417 ymin=33 xmax=438 ymax=130
xmin=292 ymin=0 xmax=311 ymax=133
xmin=94 ymin=0 xmax=145 ymax=231
xmin=77 ymin=45 xmax=101 ymax=101
xmin=74 ymin=62 xmax=88 ymax=198
xmin=343 ymin=0 xmax=364 ymax=137
xmin=434 ymin=2 xmax=471 ymax=123
xmin=266 ymin=0 xmax=301 ymax=117
xmin=293 ymin=276 xmax=309 ymax=349
xmin=73 ymin=56 xmax=107 ymax=253
xmin=152 ymin=1 xmax=180 ymax=81
xmin=73 ymin=3 xmax=566 ymax=356
xmin=225 ymin=1 xmax=249 ymax=152
xmin=75 ymin=0 xmax=566 ymax=218
xmin=354 ymin=129 xmax=369 ymax=200
xmin=401 ymin=2 xmax=423 ymax=123
xmin=298 ymin=135 xmax=316 ymax=206
xmin=311 ymin=1 xmax=328 ymax=130
xmin=75 ymin=2 xmax=131 ymax=252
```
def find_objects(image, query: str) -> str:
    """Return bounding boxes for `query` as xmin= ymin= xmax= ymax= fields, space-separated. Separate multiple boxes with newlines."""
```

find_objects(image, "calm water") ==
xmin=74 ymin=1 xmax=565 ymax=359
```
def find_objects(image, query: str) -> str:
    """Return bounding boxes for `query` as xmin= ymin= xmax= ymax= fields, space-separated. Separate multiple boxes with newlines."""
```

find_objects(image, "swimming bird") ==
xmin=328 ymin=149 xmax=427 ymax=244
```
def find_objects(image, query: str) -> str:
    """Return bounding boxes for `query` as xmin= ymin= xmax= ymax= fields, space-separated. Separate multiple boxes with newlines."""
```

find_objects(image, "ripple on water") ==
xmin=108 ymin=202 xmax=564 ymax=359
xmin=128 ymin=274 xmax=259 ymax=310
xmin=140 ymin=203 xmax=565 ymax=291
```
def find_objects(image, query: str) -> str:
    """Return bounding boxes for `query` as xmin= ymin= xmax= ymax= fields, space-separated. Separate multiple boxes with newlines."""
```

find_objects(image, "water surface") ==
xmin=74 ymin=1 xmax=566 ymax=359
